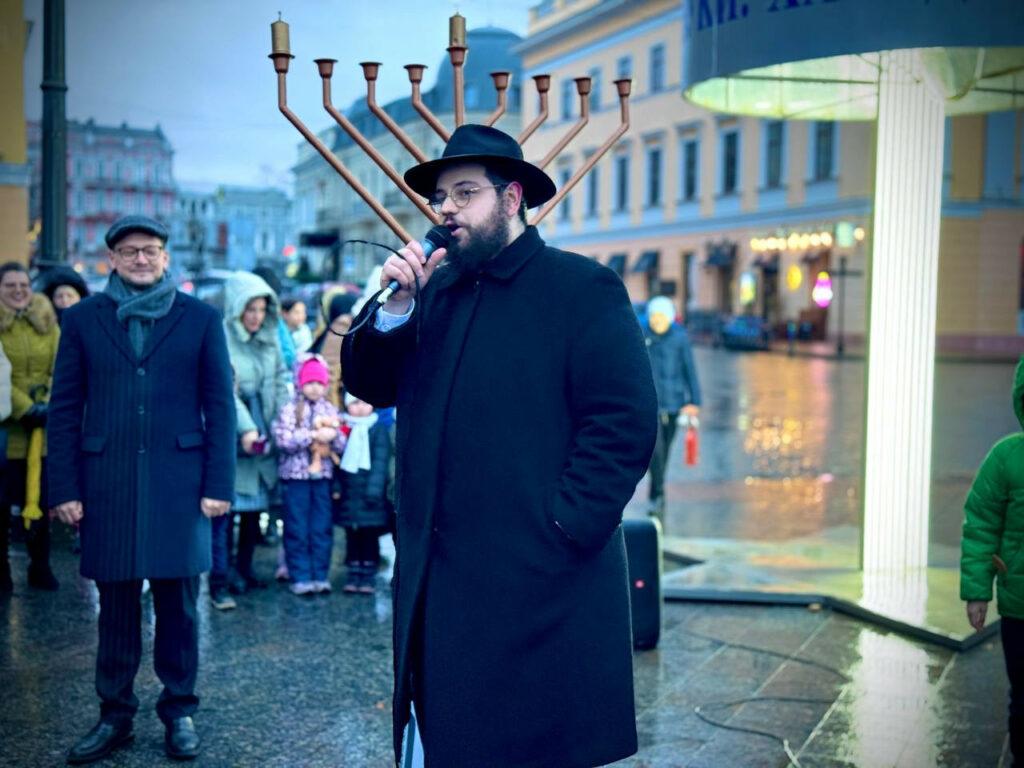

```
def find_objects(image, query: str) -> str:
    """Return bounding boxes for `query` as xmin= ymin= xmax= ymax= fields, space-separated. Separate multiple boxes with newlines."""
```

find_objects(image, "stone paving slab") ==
xmin=0 ymin=544 xmax=1012 ymax=767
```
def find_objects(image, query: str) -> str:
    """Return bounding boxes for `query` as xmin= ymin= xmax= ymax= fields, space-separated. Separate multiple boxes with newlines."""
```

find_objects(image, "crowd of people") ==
xmin=0 ymin=240 xmax=395 ymax=605
xmin=0 ymin=123 xmax=1018 ymax=768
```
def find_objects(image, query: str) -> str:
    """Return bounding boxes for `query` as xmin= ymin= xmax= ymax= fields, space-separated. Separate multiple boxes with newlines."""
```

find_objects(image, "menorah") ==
xmin=268 ymin=13 xmax=632 ymax=245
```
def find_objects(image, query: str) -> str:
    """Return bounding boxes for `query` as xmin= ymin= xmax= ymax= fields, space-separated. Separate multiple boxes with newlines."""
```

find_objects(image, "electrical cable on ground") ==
xmin=679 ymin=620 xmax=851 ymax=768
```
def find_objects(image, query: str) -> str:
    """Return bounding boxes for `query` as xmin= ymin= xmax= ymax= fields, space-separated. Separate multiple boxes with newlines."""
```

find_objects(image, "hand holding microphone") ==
xmin=378 ymin=225 xmax=452 ymax=314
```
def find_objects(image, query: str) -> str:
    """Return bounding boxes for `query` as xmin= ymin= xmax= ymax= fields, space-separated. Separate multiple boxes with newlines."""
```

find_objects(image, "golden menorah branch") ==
xmin=361 ymin=62 xmax=429 ymax=164
xmin=449 ymin=46 xmax=468 ymax=128
xmin=530 ymin=78 xmax=632 ymax=227
xmin=270 ymin=53 xmax=413 ymax=243
xmin=537 ymin=77 xmax=592 ymax=170
xmin=271 ymin=14 xmax=632 ymax=242
xmin=484 ymin=72 xmax=511 ymax=127
xmin=317 ymin=58 xmax=440 ymax=225
xmin=517 ymin=75 xmax=551 ymax=145
xmin=406 ymin=64 xmax=451 ymax=142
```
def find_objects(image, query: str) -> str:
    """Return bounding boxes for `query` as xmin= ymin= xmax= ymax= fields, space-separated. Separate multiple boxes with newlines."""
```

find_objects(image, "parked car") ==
xmin=179 ymin=269 xmax=236 ymax=314
xmin=685 ymin=309 xmax=726 ymax=346
xmin=721 ymin=315 xmax=772 ymax=351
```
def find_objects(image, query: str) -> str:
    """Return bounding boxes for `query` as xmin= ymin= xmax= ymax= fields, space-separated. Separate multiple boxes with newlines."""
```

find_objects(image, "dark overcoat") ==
xmin=643 ymin=324 xmax=702 ymax=413
xmin=335 ymin=420 xmax=393 ymax=530
xmin=47 ymin=291 xmax=236 ymax=581
xmin=343 ymin=226 xmax=657 ymax=768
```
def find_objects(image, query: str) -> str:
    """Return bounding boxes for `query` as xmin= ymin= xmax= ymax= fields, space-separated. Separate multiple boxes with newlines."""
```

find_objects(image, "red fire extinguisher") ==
xmin=680 ymin=413 xmax=699 ymax=466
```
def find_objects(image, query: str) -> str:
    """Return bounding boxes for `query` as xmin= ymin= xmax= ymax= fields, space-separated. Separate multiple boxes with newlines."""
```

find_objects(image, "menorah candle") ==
xmin=449 ymin=13 xmax=466 ymax=47
xmin=271 ymin=16 xmax=291 ymax=55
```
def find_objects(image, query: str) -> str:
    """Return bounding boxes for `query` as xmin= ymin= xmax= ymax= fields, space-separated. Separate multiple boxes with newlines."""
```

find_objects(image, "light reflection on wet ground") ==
xmin=660 ymin=348 xmax=1018 ymax=566
xmin=0 ymin=546 xmax=1011 ymax=767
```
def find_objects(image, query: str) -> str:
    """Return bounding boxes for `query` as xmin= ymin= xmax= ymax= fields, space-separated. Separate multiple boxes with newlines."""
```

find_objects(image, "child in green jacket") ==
xmin=960 ymin=356 xmax=1024 ymax=766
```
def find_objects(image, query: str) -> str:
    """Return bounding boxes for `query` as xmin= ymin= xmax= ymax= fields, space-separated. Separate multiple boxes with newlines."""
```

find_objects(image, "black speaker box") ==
xmin=622 ymin=517 xmax=662 ymax=650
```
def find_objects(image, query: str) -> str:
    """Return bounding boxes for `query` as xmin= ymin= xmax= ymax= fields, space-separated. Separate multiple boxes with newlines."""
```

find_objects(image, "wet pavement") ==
xmin=0 ymin=539 xmax=1013 ymax=767
xmin=658 ymin=347 xmax=1020 ymax=567
xmin=1 ymin=348 xmax=1018 ymax=766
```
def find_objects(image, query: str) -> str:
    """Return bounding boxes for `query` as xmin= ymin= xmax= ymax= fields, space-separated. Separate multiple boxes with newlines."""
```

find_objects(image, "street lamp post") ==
xmin=187 ymin=215 xmax=205 ymax=276
xmin=835 ymin=256 xmax=863 ymax=358
xmin=39 ymin=0 xmax=67 ymax=267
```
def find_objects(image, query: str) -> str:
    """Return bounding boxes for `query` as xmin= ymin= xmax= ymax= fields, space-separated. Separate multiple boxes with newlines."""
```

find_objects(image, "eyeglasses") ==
xmin=114 ymin=245 xmax=164 ymax=261
xmin=428 ymin=184 xmax=507 ymax=214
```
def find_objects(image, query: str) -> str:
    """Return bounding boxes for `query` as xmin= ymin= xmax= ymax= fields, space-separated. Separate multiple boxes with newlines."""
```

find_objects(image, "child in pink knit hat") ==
xmin=272 ymin=354 xmax=346 ymax=595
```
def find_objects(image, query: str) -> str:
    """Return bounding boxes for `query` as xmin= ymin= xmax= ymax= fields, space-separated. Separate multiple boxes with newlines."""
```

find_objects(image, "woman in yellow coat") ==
xmin=0 ymin=262 xmax=60 ymax=592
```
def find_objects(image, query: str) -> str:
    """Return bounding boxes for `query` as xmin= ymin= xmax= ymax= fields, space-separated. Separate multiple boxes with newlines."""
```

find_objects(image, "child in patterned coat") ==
xmin=273 ymin=355 xmax=346 ymax=595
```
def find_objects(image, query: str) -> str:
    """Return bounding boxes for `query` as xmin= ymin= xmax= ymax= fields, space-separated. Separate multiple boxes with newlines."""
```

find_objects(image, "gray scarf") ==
xmin=104 ymin=272 xmax=177 ymax=357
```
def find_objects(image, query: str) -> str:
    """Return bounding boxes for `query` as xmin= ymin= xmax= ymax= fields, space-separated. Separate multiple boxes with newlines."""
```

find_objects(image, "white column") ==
xmin=862 ymin=50 xmax=946 ymax=573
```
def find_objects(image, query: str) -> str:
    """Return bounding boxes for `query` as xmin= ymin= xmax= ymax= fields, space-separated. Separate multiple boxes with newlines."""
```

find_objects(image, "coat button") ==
xmin=138 ymin=447 xmax=146 ymax=454
xmin=138 ymin=406 xmax=145 ymax=415
xmin=136 ymin=367 xmax=146 ymax=376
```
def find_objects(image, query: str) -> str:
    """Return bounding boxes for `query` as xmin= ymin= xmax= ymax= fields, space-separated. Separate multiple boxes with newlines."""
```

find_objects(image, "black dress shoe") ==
xmin=227 ymin=571 xmax=248 ymax=595
xmin=241 ymin=572 xmax=268 ymax=589
xmin=27 ymin=564 xmax=59 ymax=591
xmin=67 ymin=720 xmax=133 ymax=765
xmin=165 ymin=716 xmax=200 ymax=760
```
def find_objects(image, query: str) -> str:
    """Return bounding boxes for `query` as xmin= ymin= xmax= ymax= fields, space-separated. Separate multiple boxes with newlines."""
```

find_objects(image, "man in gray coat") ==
xmin=48 ymin=216 xmax=236 ymax=764
xmin=642 ymin=295 xmax=702 ymax=519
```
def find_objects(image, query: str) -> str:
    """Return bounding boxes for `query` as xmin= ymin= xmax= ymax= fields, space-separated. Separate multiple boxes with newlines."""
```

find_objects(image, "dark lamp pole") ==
xmin=39 ymin=0 xmax=67 ymax=266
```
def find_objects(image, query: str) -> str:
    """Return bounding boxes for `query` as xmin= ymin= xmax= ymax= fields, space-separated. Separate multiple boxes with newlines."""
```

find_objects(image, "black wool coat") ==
xmin=343 ymin=226 xmax=657 ymax=768
xmin=47 ymin=292 xmax=236 ymax=581
xmin=335 ymin=420 xmax=393 ymax=529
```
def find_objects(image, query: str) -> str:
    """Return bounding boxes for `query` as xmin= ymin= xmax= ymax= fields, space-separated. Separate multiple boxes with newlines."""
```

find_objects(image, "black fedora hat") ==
xmin=404 ymin=124 xmax=556 ymax=209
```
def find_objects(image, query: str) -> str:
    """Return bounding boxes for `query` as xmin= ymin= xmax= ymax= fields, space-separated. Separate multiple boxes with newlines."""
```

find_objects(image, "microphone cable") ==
xmin=325 ymin=239 xmax=422 ymax=339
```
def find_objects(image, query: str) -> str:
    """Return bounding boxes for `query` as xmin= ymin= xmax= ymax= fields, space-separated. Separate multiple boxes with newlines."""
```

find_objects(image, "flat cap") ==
xmin=105 ymin=215 xmax=169 ymax=249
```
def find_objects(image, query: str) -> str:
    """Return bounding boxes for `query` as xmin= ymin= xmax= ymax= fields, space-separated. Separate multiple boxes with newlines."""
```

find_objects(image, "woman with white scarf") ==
xmin=336 ymin=392 xmax=393 ymax=594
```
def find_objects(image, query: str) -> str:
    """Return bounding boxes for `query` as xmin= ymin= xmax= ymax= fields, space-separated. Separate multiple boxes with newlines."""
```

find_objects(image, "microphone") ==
xmin=376 ymin=225 xmax=453 ymax=305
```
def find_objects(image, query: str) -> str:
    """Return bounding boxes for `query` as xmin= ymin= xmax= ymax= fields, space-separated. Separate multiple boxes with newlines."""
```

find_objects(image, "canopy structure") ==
xmin=675 ymin=0 xmax=1024 ymax=645
xmin=683 ymin=0 xmax=1024 ymax=120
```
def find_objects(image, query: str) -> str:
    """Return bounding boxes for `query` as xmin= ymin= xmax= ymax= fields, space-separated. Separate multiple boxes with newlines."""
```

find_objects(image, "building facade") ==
xmin=292 ymin=26 xmax=524 ymax=287
xmin=27 ymin=118 xmax=176 ymax=275
xmin=517 ymin=0 xmax=1024 ymax=354
xmin=1 ymin=8 xmax=31 ymax=265
xmin=169 ymin=184 xmax=293 ymax=274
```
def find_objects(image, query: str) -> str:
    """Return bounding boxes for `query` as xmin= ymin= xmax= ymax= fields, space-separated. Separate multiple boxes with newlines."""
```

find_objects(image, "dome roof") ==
xmin=334 ymin=26 xmax=523 ymax=150
xmin=427 ymin=27 xmax=523 ymax=113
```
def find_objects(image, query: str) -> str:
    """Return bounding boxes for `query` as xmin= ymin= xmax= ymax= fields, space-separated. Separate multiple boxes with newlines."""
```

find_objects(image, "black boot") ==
xmin=358 ymin=561 xmax=376 ymax=595
xmin=27 ymin=562 xmax=59 ymax=591
xmin=165 ymin=716 xmax=200 ymax=760
xmin=227 ymin=569 xmax=248 ymax=596
xmin=67 ymin=720 xmax=133 ymax=765
xmin=343 ymin=563 xmax=361 ymax=594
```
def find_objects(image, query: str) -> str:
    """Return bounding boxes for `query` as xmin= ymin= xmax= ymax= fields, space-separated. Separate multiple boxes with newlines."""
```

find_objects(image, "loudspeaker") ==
xmin=622 ymin=517 xmax=662 ymax=650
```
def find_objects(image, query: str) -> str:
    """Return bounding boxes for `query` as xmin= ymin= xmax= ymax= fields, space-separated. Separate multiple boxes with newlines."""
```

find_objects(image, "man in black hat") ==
xmin=343 ymin=125 xmax=657 ymax=768
xmin=48 ymin=215 xmax=236 ymax=764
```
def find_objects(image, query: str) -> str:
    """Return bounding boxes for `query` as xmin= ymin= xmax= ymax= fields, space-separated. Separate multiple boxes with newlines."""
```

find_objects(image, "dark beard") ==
xmin=445 ymin=204 xmax=510 ymax=275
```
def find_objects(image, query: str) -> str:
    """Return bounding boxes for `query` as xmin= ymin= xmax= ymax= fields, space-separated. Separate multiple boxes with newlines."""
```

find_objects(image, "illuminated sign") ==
xmin=740 ymin=271 xmax=757 ymax=305
xmin=682 ymin=0 xmax=1024 ymax=119
xmin=786 ymin=264 xmax=803 ymax=292
xmin=812 ymin=271 xmax=834 ymax=308
xmin=751 ymin=230 xmax=833 ymax=253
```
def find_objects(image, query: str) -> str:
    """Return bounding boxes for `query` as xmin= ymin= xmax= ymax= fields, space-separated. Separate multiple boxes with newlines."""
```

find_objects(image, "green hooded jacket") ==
xmin=960 ymin=357 xmax=1024 ymax=619
xmin=223 ymin=272 xmax=291 ymax=498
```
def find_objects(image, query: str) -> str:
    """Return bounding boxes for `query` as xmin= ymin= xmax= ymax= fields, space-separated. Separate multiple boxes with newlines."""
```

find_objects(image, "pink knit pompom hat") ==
xmin=296 ymin=355 xmax=329 ymax=388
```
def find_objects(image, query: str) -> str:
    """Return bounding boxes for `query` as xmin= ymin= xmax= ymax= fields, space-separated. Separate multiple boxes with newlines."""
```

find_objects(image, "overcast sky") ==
xmin=22 ymin=0 xmax=537 ymax=190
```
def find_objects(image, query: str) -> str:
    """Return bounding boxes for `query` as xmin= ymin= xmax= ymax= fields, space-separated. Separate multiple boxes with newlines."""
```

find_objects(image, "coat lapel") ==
xmin=95 ymin=296 xmax=139 ymax=364
xmin=139 ymin=294 xmax=186 ymax=362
